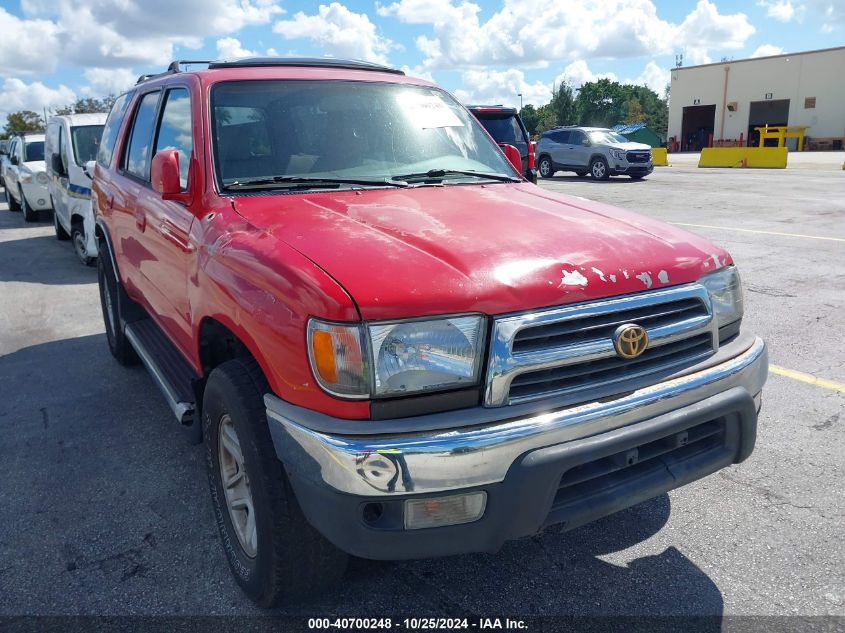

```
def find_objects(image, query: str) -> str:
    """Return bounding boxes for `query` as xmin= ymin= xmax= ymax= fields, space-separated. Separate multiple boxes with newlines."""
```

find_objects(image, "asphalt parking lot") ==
xmin=0 ymin=165 xmax=843 ymax=620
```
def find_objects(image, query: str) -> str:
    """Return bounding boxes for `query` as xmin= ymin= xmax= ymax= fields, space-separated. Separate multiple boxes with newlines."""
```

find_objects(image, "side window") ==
xmin=58 ymin=126 xmax=68 ymax=172
xmin=98 ymin=92 xmax=132 ymax=168
xmin=154 ymin=88 xmax=193 ymax=190
xmin=123 ymin=91 xmax=161 ymax=180
xmin=552 ymin=130 xmax=571 ymax=144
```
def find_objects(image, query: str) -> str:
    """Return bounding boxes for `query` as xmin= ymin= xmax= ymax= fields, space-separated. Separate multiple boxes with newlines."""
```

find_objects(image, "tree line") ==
xmin=519 ymin=78 xmax=668 ymax=140
xmin=1 ymin=96 xmax=116 ymax=139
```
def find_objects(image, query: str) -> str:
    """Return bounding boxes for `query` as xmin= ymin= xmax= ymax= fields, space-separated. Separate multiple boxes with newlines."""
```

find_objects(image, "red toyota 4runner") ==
xmin=92 ymin=58 xmax=768 ymax=606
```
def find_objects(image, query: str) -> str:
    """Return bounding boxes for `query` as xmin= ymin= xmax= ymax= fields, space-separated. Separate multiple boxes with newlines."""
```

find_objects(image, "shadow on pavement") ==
xmin=0 ymin=234 xmax=97 ymax=285
xmin=0 ymin=333 xmax=724 ymax=622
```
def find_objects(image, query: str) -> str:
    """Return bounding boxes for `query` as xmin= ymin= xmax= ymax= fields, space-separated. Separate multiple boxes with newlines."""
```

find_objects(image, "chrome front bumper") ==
xmin=265 ymin=335 xmax=767 ymax=498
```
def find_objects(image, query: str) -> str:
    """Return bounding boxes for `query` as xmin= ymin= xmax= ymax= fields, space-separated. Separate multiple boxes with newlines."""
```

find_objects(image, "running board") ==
xmin=125 ymin=319 xmax=200 ymax=425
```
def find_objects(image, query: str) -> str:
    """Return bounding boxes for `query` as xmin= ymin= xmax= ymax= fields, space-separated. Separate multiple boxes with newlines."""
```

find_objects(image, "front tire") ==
xmin=20 ymin=187 xmax=37 ymax=222
xmin=54 ymin=209 xmax=70 ymax=240
xmin=97 ymin=241 xmax=139 ymax=366
xmin=204 ymin=358 xmax=348 ymax=607
xmin=538 ymin=156 xmax=554 ymax=179
xmin=7 ymin=187 xmax=21 ymax=212
xmin=590 ymin=157 xmax=610 ymax=181
xmin=72 ymin=225 xmax=94 ymax=266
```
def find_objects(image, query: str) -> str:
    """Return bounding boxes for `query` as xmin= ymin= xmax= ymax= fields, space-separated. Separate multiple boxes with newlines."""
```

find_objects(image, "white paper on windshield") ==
xmin=397 ymin=93 xmax=464 ymax=129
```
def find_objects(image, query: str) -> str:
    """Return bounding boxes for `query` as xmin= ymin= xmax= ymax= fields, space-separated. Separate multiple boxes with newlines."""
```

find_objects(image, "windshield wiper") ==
xmin=225 ymin=175 xmax=409 ymax=190
xmin=390 ymin=169 xmax=521 ymax=184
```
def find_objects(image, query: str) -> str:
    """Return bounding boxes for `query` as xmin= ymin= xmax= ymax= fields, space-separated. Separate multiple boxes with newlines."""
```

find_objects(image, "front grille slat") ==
xmin=485 ymin=285 xmax=717 ymax=406
xmin=514 ymin=298 xmax=706 ymax=351
xmin=510 ymin=334 xmax=712 ymax=390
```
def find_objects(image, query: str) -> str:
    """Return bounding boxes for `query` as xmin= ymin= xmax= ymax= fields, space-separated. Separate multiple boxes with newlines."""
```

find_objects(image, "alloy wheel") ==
xmin=218 ymin=415 xmax=257 ymax=558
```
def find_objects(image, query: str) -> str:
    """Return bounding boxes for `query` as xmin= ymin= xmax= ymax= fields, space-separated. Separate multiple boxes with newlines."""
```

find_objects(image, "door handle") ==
xmin=158 ymin=221 xmax=195 ymax=252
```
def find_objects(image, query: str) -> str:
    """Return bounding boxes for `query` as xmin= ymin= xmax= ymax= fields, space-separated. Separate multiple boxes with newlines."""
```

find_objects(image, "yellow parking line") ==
xmin=769 ymin=364 xmax=845 ymax=394
xmin=672 ymin=222 xmax=845 ymax=243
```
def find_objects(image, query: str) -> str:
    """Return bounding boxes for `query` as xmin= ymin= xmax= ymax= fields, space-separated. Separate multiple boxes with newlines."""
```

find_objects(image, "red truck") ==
xmin=92 ymin=58 xmax=768 ymax=606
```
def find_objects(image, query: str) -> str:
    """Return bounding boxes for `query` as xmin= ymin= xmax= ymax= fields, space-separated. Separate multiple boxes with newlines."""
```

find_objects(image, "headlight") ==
xmin=609 ymin=149 xmax=626 ymax=161
xmin=369 ymin=316 xmax=485 ymax=396
xmin=700 ymin=265 xmax=743 ymax=328
xmin=36 ymin=172 xmax=49 ymax=185
xmin=307 ymin=315 xmax=486 ymax=399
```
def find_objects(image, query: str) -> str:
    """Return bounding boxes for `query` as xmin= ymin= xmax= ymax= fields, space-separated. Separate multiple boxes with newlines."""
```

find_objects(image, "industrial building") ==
xmin=667 ymin=46 xmax=845 ymax=152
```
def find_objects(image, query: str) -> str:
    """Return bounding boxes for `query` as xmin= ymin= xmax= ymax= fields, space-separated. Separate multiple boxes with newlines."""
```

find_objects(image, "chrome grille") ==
xmin=485 ymin=285 xmax=717 ymax=407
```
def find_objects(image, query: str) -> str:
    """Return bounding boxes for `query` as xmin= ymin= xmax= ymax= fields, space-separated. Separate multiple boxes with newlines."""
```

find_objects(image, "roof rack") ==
xmin=135 ymin=60 xmax=215 ymax=85
xmin=207 ymin=57 xmax=405 ymax=74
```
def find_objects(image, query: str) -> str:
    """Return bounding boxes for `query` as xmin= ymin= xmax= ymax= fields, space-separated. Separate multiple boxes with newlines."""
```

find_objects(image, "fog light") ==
xmin=404 ymin=491 xmax=486 ymax=530
xmin=37 ymin=199 xmax=46 ymax=206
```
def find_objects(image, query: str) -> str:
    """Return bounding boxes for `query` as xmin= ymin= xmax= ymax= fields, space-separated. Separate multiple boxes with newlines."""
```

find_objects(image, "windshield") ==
xmin=588 ymin=130 xmax=628 ymax=145
xmin=72 ymin=125 xmax=104 ymax=166
xmin=211 ymin=80 xmax=516 ymax=187
xmin=24 ymin=141 xmax=44 ymax=162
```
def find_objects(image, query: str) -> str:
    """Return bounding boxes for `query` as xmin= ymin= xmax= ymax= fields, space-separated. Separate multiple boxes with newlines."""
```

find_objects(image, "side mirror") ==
xmin=151 ymin=149 xmax=182 ymax=198
xmin=83 ymin=160 xmax=96 ymax=180
xmin=499 ymin=143 xmax=523 ymax=176
xmin=10 ymin=155 xmax=18 ymax=165
xmin=51 ymin=153 xmax=66 ymax=177
xmin=581 ymin=138 xmax=591 ymax=147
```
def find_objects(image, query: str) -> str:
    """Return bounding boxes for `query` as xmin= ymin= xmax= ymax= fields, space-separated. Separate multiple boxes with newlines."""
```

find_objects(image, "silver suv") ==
xmin=536 ymin=126 xmax=653 ymax=181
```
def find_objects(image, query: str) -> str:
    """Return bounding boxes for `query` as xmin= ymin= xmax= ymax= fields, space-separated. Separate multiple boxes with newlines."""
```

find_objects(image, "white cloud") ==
xmin=453 ymin=69 xmax=552 ymax=107
xmin=379 ymin=0 xmax=755 ymax=70
xmin=216 ymin=37 xmax=278 ymax=59
xmin=13 ymin=0 xmax=283 ymax=69
xmin=81 ymin=68 xmax=138 ymax=96
xmin=807 ymin=0 xmax=845 ymax=31
xmin=757 ymin=0 xmax=804 ymax=22
xmin=0 ymin=8 xmax=61 ymax=76
xmin=674 ymin=1 xmax=755 ymax=52
xmin=750 ymin=44 xmax=785 ymax=58
xmin=624 ymin=61 xmax=670 ymax=94
xmin=0 ymin=78 xmax=76 ymax=128
xmin=554 ymin=61 xmax=618 ymax=89
xmin=273 ymin=3 xmax=394 ymax=64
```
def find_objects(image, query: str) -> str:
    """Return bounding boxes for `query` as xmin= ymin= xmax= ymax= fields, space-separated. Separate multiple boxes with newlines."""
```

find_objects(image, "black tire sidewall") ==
xmin=97 ymin=251 xmax=119 ymax=354
xmin=203 ymin=363 xmax=276 ymax=601
xmin=20 ymin=187 xmax=34 ymax=221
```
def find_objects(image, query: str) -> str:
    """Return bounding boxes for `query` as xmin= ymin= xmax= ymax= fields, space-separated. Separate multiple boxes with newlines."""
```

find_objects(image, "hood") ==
xmin=614 ymin=142 xmax=652 ymax=151
xmin=22 ymin=160 xmax=46 ymax=173
xmin=232 ymin=183 xmax=731 ymax=320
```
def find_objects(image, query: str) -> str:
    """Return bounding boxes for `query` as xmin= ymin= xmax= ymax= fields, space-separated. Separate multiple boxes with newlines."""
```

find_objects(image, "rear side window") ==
xmin=550 ymin=130 xmax=571 ymax=144
xmin=123 ymin=91 xmax=161 ymax=180
xmin=477 ymin=115 xmax=523 ymax=144
xmin=98 ymin=93 xmax=132 ymax=168
xmin=154 ymin=88 xmax=193 ymax=189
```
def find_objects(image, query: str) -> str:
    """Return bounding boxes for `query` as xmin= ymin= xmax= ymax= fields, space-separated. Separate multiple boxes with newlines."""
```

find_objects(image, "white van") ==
xmin=45 ymin=113 xmax=107 ymax=265
xmin=5 ymin=134 xmax=51 ymax=221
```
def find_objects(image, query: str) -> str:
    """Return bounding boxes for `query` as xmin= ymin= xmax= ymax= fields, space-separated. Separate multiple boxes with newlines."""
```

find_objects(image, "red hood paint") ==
xmin=233 ymin=183 xmax=732 ymax=320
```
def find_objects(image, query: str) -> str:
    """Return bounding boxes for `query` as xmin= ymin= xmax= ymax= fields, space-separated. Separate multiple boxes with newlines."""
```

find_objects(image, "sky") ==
xmin=0 ymin=0 xmax=843 ymax=128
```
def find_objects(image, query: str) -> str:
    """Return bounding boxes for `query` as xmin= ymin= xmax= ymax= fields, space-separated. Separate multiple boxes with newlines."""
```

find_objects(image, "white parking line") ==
xmin=672 ymin=222 xmax=845 ymax=243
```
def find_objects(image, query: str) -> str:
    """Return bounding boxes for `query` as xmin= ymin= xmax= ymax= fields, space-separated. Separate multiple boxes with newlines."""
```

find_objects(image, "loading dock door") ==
xmin=681 ymin=104 xmax=716 ymax=151
xmin=748 ymin=99 xmax=790 ymax=147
